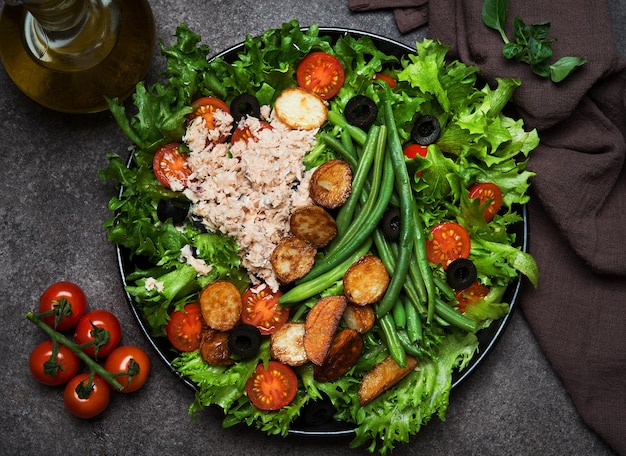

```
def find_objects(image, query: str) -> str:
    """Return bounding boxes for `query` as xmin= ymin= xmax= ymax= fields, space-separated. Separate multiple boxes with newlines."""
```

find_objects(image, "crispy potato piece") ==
xmin=309 ymin=159 xmax=352 ymax=209
xmin=274 ymin=87 xmax=328 ymax=130
xmin=343 ymin=303 xmax=376 ymax=333
xmin=304 ymin=295 xmax=347 ymax=365
xmin=199 ymin=280 xmax=242 ymax=331
xmin=290 ymin=205 xmax=338 ymax=248
xmin=270 ymin=322 xmax=308 ymax=366
xmin=270 ymin=236 xmax=317 ymax=284
xmin=314 ymin=329 xmax=363 ymax=382
xmin=358 ymin=355 xmax=418 ymax=405
xmin=343 ymin=255 xmax=390 ymax=305
xmin=199 ymin=327 xmax=233 ymax=366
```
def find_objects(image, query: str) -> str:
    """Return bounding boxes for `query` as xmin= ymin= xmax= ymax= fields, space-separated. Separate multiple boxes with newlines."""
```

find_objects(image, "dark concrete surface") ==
xmin=1 ymin=1 xmax=624 ymax=455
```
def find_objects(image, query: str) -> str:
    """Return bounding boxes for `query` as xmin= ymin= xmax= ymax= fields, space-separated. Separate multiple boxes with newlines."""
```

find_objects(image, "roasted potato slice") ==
xmin=270 ymin=236 xmax=317 ymax=284
xmin=343 ymin=303 xmax=376 ymax=333
xmin=314 ymin=329 xmax=363 ymax=382
xmin=199 ymin=280 xmax=242 ymax=331
xmin=343 ymin=254 xmax=390 ymax=305
xmin=290 ymin=205 xmax=338 ymax=248
xmin=270 ymin=322 xmax=308 ymax=366
xmin=304 ymin=295 xmax=347 ymax=365
xmin=199 ymin=327 xmax=233 ymax=366
xmin=309 ymin=159 xmax=352 ymax=209
xmin=358 ymin=355 xmax=418 ymax=405
xmin=274 ymin=87 xmax=328 ymax=130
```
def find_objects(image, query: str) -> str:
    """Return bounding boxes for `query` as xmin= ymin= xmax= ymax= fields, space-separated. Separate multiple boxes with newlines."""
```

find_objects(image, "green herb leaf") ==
xmin=550 ymin=56 xmax=588 ymax=82
xmin=482 ymin=0 xmax=510 ymax=43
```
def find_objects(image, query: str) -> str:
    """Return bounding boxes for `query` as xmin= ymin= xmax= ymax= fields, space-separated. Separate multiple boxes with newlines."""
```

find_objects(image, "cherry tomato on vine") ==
xmin=241 ymin=285 xmax=288 ymax=335
xmin=153 ymin=142 xmax=191 ymax=190
xmin=455 ymin=282 xmax=490 ymax=313
xmin=63 ymin=373 xmax=111 ymax=419
xmin=104 ymin=345 xmax=151 ymax=393
xmin=296 ymin=52 xmax=345 ymax=100
xmin=39 ymin=281 xmax=87 ymax=331
xmin=188 ymin=96 xmax=230 ymax=130
xmin=29 ymin=340 xmax=80 ymax=386
xmin=74 ymin=310 xmax=121 ymax=358
xmin=426 ymin=222 xmax=471 ymax=269
xmin=166 ymin=303 xmax=203 ymax=352
xmin=468 ymin=182 xmax=503 ymax=222
xmin=245 ymin=360 xmax=298 ymax=410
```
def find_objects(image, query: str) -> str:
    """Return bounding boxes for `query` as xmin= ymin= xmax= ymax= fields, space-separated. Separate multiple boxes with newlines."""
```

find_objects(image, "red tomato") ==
xmin=403 ymin=144 xmax=428 ymax=159
xmin=166 ymin=303 xmax=203 ymax=352
xmin=241 ymin=285 xmax=288 ymax=335
xmin=455 ymin=282 xmax=490 ymax=313
xmin=372 ymin=73 xmax=396 ymax=88
xmin=153 ymin=142 xmax=191 ymax=190
xmin=188 ymin=96 xmax=230 ymax=130
xmin=426 ymin=222 xmax=471 ymax=269
xmin=231 ymin=120 xmax=273 ymax=145
xmin=245 ymin=361 xmax=298 ymax=410
xmin=468 ymin=182 xmax=503 ymax=222
xmin=63 ymin=373 xmax=110 ymax=419
xmin=74 ymin=310 xmax=121 ymax=358
xmin=104 ymin=345 xmax=151 ymax=393
xmin=39 ymin=281 xmax=87 ymax=331
xmin=296 ymin=52 xmax=345 ymax=100
xmin=29 ymin=340 xmax=80 ymax=386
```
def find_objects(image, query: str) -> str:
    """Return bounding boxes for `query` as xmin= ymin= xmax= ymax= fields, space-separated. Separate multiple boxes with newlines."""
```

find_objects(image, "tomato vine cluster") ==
xmin=26 ymin=281 xmax=151 ymax=419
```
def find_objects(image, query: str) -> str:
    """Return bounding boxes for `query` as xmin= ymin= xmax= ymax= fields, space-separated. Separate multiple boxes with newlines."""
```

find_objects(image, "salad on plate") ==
xmin=100 ymin=20 xmax=539 ymax=454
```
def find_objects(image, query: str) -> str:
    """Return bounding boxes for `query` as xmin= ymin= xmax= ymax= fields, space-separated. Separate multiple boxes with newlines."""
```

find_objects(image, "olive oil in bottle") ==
xmin=0 ymin=0 xmax=156 ymax=113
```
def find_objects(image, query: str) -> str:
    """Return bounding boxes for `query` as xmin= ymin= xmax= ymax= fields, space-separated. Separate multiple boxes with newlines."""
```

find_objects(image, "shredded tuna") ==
xmin=183 ymin=108 xmax=317 ymax=291
xmin=180 ymin=244 xmax=214 ymax=276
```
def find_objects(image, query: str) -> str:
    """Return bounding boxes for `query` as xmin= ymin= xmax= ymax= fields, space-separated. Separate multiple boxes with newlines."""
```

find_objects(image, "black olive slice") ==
xmin=157 ymin=199 xmax=190 ymax=225
xmin=380 ymin=206 xmax=401 ymax=242
xmin=446 ymin=258 xmax=477 ymax=290
xmin=230 ymin=93 xmax=261 ymax=121
xmin=344 ymin=95 xmax=378 ymax=130
xmin=411 ymin=115 xmax=441 ymax=146
xmin=227 ymin=324 xmax=261 ymax=359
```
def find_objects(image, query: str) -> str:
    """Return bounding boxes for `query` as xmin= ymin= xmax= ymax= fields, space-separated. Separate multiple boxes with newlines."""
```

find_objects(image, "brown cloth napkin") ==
xmin=350 ymin=0 xmax=626 ymax=454
xmin=348 ymin=0 xmax=429 ymax=32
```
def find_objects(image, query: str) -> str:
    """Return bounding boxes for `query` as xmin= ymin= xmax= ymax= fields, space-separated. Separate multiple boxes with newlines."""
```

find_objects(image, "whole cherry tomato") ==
xmin=104 ymin=345 xmax=151 ymax=393
xmin=29 ymin=340 xmax=80 ymax=386
xmin=63 ymin=373 xmax=111 ymax=419
xmin=39 ymin=281 xmax=87 ymax=331
xmin=74 ymin=310 xmax=121 ymax=358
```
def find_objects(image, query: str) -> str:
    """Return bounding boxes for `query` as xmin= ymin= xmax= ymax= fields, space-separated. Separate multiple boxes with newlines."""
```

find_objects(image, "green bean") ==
xmin=376 ymin=93 xmax=415 ymax=318
xmin=297 ymin=130 xmax=393 ymax=283
xmin=379 ymin=313 xmax=406 ymax=368
xmin=392 ymin=299 xmax=407 ymax=329
xmin=411 ymin=198 xmax=437 ymax=323
xmin=318 ymin=133 xmax=358 ymax=169
xmin=404 ymin=296 xmax=422 ymax=343
xmin=434 ymin=298 xmax=478 ymax=332
xmin=433 ymin=275 xmax=456 ymax=301
xmin=327 ymin=110 xmax=367 ymax=146
xmin=278 ymin=237 xmax=373 ymax=305
xmin=341 ymin=128 xmax=357 ymax=157
xmin=335 ymin=125 xmax=380 ymax=235
xmin=396 ymin=329 xmax=423 ymax=358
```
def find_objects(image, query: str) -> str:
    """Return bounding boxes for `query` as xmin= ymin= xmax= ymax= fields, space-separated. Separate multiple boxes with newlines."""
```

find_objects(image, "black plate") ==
xmin=117 ymin=27 xmax=528 ymax=437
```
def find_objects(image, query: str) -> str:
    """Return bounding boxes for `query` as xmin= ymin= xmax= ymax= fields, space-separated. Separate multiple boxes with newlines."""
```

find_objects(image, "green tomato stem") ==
xmin=25 ymin=311 xmax=124 ymax=391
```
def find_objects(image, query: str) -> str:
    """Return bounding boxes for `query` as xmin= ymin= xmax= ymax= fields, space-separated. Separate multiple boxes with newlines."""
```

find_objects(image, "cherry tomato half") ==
xmin=74 ymin=310 xmax=122 ymax=358
xmin=468 ymin=182 xmax=503 ymax=222
xmin=153 ymin=143 xmax=191 ymax=190
xmin=403 ymin=144 xmax=428 ymax=159
xmin=245 ymin=360 xmax=298 ymax=410
xmin=188 ymin=96 xmax=230 ymax=130
xmin=63 ymin=373 xmax=111 ymax=419
xmin=29 ymin=340 xmax=80 ymax=386
xmin=241 ymin=285 xmax=288 ymax=335
xmin=39 ymin=281 xmax=87 ymax=331
xmin=426 ymin=222 xmax=471 ymax=269
xmin=231 ymin=120 xmax=273 ymax=145
xmin=296 ymin=52 xmax=345 ymax=100
xmin=104 ymin=345 xmax=151 ymax=393
xmin=372 ymin=73 xmax=396 ymax=88
xmin=455 ymin=282 xmax=490 ymax=313
xmin=166 ymin=303 xmax=203 ymax=352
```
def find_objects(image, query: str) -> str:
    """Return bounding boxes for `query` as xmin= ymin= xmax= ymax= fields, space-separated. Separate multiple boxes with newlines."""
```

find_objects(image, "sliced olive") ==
xmin=411 ymin=115 xmax=440 ymax=146
xmin=230 ymin=93 xmax=261 ymax=121
xmin=227 ymin=324 xmax=261 ymax=359
xmin=344 ymin=95 xmax=378 ymax=130
xmin=157 ymin=199 xmax=190 ymax=225
xmin=446 ymin=258 xmax=477 ymax=290
xmin=380 ymin=206 xmax=401 ymax=242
